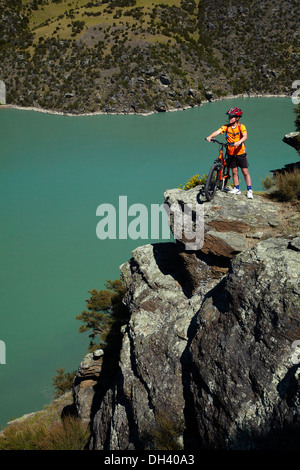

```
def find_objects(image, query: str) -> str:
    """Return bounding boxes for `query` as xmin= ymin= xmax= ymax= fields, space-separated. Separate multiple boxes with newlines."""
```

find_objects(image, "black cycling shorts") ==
xmin=227 ymin=153 xmax=249 ymax=169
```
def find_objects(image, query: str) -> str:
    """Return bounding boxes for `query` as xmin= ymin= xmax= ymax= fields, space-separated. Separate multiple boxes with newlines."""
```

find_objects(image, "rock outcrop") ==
xmin=164 ymin=186 xmax=283 ymax=272
xmin=73 ymin=186 xmax=300 ymax=450
xmin=189 ymin=236 xmax=300 ymax=449
xmin=73 ymin=349 xmax=104 ymax=424
xmin=89 ymin=241 xmax=219 ymax=450
xmin=282 ymin=132 xmax=300 ymax=152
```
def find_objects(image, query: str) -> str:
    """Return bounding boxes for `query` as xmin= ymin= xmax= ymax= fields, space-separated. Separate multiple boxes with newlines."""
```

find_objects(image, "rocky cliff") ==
xmin=72 ymin=184 xmax=300 ymax=450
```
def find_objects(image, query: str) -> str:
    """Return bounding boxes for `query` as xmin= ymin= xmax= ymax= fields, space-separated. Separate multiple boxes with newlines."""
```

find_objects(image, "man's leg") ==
xmin=241 ymin=168 xmax=253 ymax=199
xmin=232 ymin=167 xmax=239 ymax=186
xmin=228 ymin=166 xmax=242 ymax=194
xmin=241 ymin=168 xmax=251 ymax=186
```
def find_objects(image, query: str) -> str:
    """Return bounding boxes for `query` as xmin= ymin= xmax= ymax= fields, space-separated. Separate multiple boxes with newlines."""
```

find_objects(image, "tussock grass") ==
xmin=274 ymin=168 xmax=300 ymax=201
xmin=0 ymin=415 xmax=89 ymax=450
xmin=146 ymin=411 xmax=184 ymax=450
xmin=0 ymin=392 xmax=90 ymax=450
xmin=262 ymin=168 xmax=300 ymax=202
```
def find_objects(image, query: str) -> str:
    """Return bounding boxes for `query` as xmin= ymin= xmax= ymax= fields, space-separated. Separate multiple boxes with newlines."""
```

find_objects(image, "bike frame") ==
xmin=211 ymin=138 xmax=230 ymax=185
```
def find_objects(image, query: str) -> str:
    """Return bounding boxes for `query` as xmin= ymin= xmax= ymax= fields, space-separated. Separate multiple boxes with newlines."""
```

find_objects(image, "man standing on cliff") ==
xmin=206 ymin=107 xmax=253 ymax=199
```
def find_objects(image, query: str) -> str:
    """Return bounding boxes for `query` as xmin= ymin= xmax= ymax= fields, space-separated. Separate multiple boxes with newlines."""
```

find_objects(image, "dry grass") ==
xmin=0 ymin=416 xmax=89 ymax=450
xmin=274 ymin=168 xmax=300 ymax=201
xmin=262 ymin=168 xmax=300 ymax=202
xmin=0 ymin=392 xmax=90 ymax=450
xmin=143 ymin=411 xmax=184 ymax=450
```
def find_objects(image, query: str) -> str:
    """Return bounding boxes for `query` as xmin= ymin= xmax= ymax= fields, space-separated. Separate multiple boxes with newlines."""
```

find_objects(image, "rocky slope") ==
xmin=72 ymin=186 xmax=300 ymax=450
xmin=0 ymin=0 xmax=299 ymax=114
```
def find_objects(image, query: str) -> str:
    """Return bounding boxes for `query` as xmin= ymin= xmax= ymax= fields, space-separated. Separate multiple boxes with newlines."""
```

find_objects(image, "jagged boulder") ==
xmin=73 ymin=349 xmax=104 ymax=423
xmin=89 ymin=242 xmax=220 ymax=450
xmin=164 ymin=186 xmax=282 ymax=273
xmin=189 ymin=237 xmax=300 ymax=449
xmin=282 ymin=132 xmax=300 ymax=151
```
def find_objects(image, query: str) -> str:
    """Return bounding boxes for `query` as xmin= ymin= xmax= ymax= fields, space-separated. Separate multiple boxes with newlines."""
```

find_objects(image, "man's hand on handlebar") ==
xmin=205 ymin=137 xmax=234 ymax=147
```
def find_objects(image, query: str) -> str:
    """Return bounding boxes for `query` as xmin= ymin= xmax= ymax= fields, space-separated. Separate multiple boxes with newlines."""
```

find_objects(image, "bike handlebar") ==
xmin=205 ymin=138 xmax=233 ymax=147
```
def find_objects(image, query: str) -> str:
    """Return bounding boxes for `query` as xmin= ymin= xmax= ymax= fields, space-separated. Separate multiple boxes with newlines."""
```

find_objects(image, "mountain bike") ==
xmin=204 ymin=138 xmax=232 ymax=201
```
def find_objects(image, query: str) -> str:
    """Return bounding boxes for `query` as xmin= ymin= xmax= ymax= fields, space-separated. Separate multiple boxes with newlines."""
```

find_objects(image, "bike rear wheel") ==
xmin=205 ymin=163 xmax=221 ymax=201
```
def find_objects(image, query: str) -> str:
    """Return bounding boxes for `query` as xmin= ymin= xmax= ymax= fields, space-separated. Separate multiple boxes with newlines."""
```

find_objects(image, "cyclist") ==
xmin=206 ymin=107 xmax=253 ymax=199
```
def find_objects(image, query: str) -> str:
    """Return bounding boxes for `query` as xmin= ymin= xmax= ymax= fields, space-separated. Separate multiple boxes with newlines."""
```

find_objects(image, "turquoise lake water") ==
xmin=0 ymin=97 xmax=298 ymax=429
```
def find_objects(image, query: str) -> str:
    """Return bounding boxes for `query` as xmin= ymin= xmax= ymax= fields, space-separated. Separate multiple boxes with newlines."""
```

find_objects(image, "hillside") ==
xmin=0 ymin=0 xmax=299 ymax=114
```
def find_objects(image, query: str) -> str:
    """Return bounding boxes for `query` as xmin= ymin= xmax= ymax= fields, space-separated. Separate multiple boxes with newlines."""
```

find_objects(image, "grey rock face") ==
xmin=189 ymin=237 xmax=300 ymax=449
xmin=73 ymin=350 xmax=104 ymax=423
xmin=89 ymin=242 xmax=219 ymax=449
xmin=282 ymin=132 xmax=300 ymax=151
xmin=164 ymin=187 xmax=282 ymax=272
xmin=73 ymin=187 xmax=300 ymax=450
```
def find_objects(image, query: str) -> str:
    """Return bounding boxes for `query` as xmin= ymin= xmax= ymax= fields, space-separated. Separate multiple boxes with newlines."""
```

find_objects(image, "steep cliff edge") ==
xmin=189 ymin=236 xmax=300 ymax=449
xmin=73 ymin=188 xmax=300 ymax=450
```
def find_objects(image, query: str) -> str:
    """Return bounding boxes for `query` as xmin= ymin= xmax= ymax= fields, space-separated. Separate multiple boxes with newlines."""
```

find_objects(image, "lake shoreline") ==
xmin=1 ymin=93 xmax=290 ymax=117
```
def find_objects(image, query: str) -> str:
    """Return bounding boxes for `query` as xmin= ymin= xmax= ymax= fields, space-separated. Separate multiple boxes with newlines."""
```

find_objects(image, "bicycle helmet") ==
xmin=226 ymin=107 xmax=243 ymax=117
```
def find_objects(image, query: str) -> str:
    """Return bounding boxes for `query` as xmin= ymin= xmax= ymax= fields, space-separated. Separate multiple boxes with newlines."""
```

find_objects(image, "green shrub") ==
xmin=76 ymin=279 xmax=130 ymax=352
xmin=52 ymin=368 xmax=77 ymax=398
xmin=179 ymin=173 xmax=207 ymax=190
xmin=261 ymin=173 xmax=274 ymax=190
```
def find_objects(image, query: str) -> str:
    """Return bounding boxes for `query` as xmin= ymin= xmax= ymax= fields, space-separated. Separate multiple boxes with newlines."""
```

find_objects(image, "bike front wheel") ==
xmin=205 ymin=163 xmax=221 ymax=201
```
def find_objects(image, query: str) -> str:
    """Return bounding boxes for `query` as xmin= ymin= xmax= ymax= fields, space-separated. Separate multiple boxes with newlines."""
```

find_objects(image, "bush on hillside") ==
xmin=76 ymin=279 xmax=129 ymax=352
xmin=52 ymin=368 xmax=77 ymax=398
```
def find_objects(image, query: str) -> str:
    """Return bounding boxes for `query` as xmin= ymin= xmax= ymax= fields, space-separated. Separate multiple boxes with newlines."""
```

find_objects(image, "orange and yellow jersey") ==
xmin=218 ymin=123 xmax=247 ymax=155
